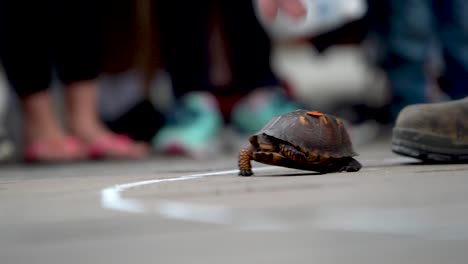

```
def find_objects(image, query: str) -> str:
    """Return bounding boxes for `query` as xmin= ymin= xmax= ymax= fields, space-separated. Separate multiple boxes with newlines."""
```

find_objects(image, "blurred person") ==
xmin=153 ymin=0 xmax=300 ymax=158
xmin=375 ymin=0 xmax=468 ymax=117
xmin=258 ymin=0 xmax=468 ymax=163
xmin=0 ymin=0 xmax=148 ymax=162
xmin=97 ymin=0 xmax=165 ymax=144
xmin=366 ymin=0 xmax=468 ymax=162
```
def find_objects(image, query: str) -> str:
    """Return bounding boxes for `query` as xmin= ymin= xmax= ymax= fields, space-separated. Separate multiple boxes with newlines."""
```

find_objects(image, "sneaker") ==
xmin=392 ymin=97 xmax=468 ymax=162
xmin=231 ymin=87 xmax=301 ymax=135
xmin=152 ymin=92 xmax=224 ymax=158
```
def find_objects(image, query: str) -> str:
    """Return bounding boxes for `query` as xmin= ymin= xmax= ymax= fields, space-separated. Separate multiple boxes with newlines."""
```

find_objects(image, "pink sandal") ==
xmin=24 ymin=136 xmax=86 ymax=163
xmin=86 ymin=134 xmax=149 ymax=160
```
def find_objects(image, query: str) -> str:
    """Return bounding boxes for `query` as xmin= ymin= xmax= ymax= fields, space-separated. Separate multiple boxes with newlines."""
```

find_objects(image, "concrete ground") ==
xmin=0 ymin=42 xmax=464 ymax=264
xmin=1 ymin=137 xmax=468 ymax=264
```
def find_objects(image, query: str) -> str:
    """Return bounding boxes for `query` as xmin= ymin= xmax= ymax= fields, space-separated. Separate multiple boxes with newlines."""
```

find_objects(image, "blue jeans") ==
xmin=382 ymin=0 xmax=468 ymax=115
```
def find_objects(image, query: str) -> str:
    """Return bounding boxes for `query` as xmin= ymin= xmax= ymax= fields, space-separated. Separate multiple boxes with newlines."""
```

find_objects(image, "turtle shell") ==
xmin=250 ymin=109 xmax=357 ymax=158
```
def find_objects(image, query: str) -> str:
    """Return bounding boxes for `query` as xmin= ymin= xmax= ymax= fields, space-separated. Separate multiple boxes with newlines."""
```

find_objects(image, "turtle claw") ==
xmin=347 ymin=158 xmax=362 ymax=172
xmin=239 ymin=169 xmax=253 ymax=176
xmin=338 ymin=158 xmax=362 ymax=172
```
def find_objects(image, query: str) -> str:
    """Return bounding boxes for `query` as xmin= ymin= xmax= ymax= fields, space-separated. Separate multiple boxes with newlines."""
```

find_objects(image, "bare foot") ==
xmin=21 ymin=91 xmax=86 ymax=162
xmin=65 ymin=80 xmax=149 ymax=159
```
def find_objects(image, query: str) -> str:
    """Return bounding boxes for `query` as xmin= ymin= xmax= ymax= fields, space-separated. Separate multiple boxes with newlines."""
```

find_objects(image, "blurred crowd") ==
xmin=0 ymin=0 xmax=467 ymax=164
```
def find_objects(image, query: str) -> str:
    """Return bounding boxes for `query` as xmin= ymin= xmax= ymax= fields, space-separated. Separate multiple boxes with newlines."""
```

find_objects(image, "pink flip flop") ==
xmin=86 ymin=134 xmax=149 ymax=160
xmin=24 ymin=136 xmax=86 ymax=163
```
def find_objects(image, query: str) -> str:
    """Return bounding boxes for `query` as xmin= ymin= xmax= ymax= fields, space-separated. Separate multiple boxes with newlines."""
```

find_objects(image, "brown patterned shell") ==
xmin=251 ymin=110 xmax=357 ymax=158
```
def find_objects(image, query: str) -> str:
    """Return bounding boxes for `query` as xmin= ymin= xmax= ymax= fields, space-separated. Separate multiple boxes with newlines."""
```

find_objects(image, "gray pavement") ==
xmin=1 ymin=138 xmax=468 ymax=264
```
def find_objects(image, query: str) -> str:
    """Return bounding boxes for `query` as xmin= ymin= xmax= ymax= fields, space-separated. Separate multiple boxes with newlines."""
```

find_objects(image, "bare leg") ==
xmin=23 ymin=90 xmax=65 ymax=142
xmin=65 ymin=80 xmax=107 ymax=141
xmin=65 ymin=80 xmax=149 ymax=159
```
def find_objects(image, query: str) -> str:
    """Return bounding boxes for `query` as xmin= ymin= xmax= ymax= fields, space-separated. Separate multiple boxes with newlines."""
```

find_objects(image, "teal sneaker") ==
xmin=231 ymin=87 xmax=301 ymax=135
xmin=152 ymin=92 xmax=224 ymax=158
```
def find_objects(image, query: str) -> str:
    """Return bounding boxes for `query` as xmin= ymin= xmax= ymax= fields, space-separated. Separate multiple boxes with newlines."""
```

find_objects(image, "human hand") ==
xmin=257 ymin=0 xmax=307 ymax=21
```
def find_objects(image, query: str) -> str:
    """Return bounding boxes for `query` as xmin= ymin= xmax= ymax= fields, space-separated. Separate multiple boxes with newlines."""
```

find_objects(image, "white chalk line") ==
xmin=100 ymin=167 xmax=276 ymax=213
xmin=100 ymin=166 xmax=291 ymax=230
xmin=99 ymin=161 xmax=468 ymax=238
xmin=100 ymin=156 xmax=414 ymax=214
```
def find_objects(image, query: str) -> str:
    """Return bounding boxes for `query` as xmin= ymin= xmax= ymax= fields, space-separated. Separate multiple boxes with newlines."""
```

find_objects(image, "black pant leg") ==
xmin=0 ymin=0 xmax=52 ymax=98
xmin=51 ymin=0 xmax=103 ymax=85
xmin=155 ymin=0 xmax=212 ymax=97
xmin=219 ymin=0 xmax=278 ymax=92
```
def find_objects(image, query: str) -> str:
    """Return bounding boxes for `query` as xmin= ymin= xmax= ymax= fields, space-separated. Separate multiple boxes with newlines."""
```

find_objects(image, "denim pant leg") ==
xmin=383 ymin=0 xmax=433 ymax=116
xmin=433 ymin=0 xmax=468 ymax=99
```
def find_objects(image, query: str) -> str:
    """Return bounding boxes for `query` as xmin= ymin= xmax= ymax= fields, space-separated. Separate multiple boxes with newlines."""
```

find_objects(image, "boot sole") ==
xmin=392 ymin=128 xmax=468 ymax=162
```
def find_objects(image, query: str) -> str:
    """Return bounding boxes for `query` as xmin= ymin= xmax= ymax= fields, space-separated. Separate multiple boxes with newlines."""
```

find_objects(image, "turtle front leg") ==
xmin=279 ymin=144 xmax=308 ymax=163
xmin=238 ymin=146 xmax=254 ymax=176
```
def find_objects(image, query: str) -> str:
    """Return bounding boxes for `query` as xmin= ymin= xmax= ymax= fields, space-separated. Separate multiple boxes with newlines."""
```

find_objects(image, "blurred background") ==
xmin=0 ymin=0 xmax=464 ymax=163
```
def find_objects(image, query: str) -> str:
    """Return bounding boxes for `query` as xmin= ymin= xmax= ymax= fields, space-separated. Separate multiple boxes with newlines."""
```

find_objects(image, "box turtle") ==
xmin=238 ymin=110 xmax=362 ymax=176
